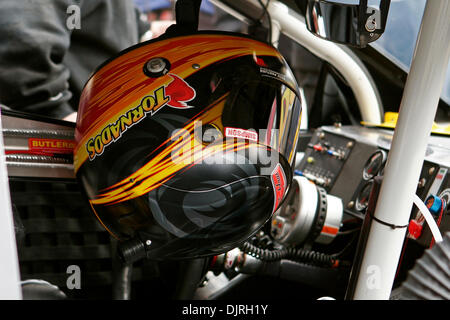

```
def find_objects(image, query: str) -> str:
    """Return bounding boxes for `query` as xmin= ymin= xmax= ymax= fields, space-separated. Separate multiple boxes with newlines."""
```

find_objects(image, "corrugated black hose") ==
xmin=239 ymin=242 xmax=338 ymax=267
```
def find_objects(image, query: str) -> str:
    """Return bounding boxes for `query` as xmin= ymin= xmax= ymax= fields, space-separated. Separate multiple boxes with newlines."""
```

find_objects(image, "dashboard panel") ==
xmin=296 ymin=125 xmax=450 ymax=249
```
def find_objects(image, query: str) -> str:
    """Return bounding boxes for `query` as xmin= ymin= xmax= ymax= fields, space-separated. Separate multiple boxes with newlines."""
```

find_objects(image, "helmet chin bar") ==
xmin=271 ymin=175 xmax=343 ymax=246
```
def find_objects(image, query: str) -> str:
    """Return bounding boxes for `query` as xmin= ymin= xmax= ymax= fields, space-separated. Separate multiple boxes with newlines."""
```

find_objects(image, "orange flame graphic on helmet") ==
xmin=85 ymin=74 xmax=196 ymax=161
xmin=75 ymin=35 xmax=282 ymax=173
xmin=89 ymin=95 xmax=265 ymax=206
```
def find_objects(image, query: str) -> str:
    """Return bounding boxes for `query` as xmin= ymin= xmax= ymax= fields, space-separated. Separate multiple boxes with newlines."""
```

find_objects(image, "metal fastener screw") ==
xmin=146 ymin=58 xmax=166 ymax=73
xmin=347 ymin=201 xmax=354 ymax=209
xmin=192 ymin=63 xmax=200 ymax=69
xmin=418 ymin=178 xmax=426 ymax=188
xmin=146 ymin=240 xmax=152 ymax=246
xmin=365 ymin=17 xmax=377 ymax=33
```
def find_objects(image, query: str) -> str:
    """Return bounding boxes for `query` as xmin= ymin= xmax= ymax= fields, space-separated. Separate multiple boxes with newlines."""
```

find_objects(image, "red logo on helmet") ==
xmin=271 ymin=163 xmax=287 ymax=214
xmin=165 ymin=74 xmax=196 ymax=109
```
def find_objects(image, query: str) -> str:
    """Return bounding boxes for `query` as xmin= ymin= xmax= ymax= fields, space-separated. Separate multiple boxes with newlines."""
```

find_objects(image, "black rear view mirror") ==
xmin=301 ymin=0 xmax=391 ymax=48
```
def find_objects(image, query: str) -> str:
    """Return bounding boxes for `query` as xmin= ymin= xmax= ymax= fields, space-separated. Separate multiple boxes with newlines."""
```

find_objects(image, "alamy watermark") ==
xmin=169 ymin=121 xmax=280 ymax=175
xmin=66 ymin=5 xmax=81 ymax=30
xmin=366 ymin=265 xmax=381 ymax=290
xmin=66 ymin=265 xmax=81 ymax=290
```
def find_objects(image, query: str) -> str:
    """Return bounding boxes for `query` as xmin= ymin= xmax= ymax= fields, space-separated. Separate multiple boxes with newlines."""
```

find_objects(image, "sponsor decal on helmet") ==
xmin=271 ymin=163 xmax=287 ymax=213
xmin=225 ymin=127 xmax=258 ymax=142
xmin=86 ymin=74 xmax=196 ymax=161
xmin=260 ymin=67 xmax=288 ymax=82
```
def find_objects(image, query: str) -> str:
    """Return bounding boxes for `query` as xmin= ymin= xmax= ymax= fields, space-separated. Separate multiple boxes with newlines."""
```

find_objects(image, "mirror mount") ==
xmin=301 ymin=0 xmax=391 ymax=48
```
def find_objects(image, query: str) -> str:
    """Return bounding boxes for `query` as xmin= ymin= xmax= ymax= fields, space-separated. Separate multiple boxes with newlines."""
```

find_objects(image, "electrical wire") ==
xmin=331 ymin=232 xmax=359 ymax=258
xmin=337 ymin=228 xmax=361 ymax=236
xmin=338 ymin=217 xmax=362 ymax=236
xmin=240 ymin=241 xmax=337 ymax=267
xmin=343 ymin=218 xmax=361 ymax=224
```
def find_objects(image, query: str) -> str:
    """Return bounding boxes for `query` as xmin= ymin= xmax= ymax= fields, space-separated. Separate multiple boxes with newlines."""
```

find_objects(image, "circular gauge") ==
xmin=355 ymin=180 xmax=374 ymax=211
xmin=363 ymin=150 xmax=387 ymax=180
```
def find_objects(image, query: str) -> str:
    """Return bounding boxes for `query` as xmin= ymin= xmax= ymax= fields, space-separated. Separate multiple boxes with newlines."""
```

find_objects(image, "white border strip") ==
xmin=0 ymin=112 xmax=22 ymax=299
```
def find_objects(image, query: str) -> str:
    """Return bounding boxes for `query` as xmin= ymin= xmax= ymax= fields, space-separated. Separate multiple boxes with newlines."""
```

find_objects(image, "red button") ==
xmin=313 ymin=145 xmax=323 ymax=152
xmin=408 ymin=220 xmax=423 ymax=239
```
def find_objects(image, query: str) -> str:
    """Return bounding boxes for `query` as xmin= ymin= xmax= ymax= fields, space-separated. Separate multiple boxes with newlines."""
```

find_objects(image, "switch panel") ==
xmin=296 ymin=129 xmax=355 ymax=191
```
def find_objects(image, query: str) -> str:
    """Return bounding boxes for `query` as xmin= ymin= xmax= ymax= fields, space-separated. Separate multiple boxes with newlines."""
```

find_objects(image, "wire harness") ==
xmin=240 ymin=241 xmax=338 ymax=267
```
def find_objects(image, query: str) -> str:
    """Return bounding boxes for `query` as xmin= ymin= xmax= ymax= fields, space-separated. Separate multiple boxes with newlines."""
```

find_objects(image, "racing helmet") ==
xmin=74 ymin=32 xmax=303 ymax=260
